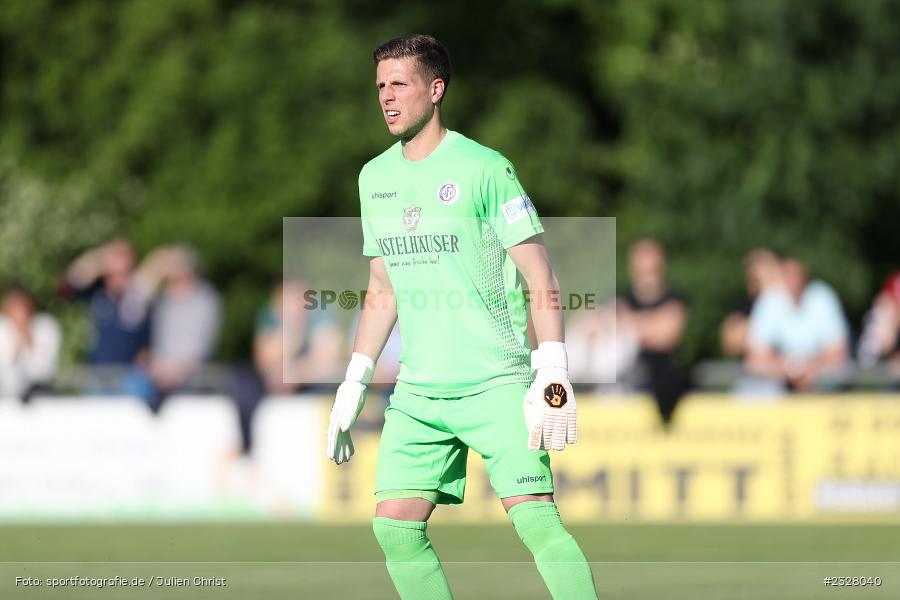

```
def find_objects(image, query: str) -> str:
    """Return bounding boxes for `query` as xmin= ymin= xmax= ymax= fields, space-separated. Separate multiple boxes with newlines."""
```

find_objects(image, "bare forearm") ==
xmin=526 ymin=272 xmax=565 ymax=344
xmin=507 ymin=236 xmax=564 ymax=344
xmin=632 ymin=304 xmax=686 ymax=351
xmin=353 ymin=289 xmax=397 ymax=360
xmin=132 ymin=250 xmax=174 ymax=296
xmin=66 ymin=247 xmax=105 ymax=288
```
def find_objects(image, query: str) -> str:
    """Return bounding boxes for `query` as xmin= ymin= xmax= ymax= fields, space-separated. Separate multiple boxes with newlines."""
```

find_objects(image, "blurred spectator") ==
xmin=620 ymin=238 xmax=689 ymax=425
xmin=720 ymin=248 xmax=782 ymax=358
xmin=127 ymin=245 xmax=221 ymax=410
xmin=857 ymin=271 xmax=900 ymax=373
xmin=63 ymin=239 xmax=151 ymax=369
xmin=255 ymin=280 xmax=342 ymax=389
xmin=744 ymin=257 xmax=849 ymax=392
xmin=567 ymin=302 xmax=639 ymax=392
xmin=231 ymin=280 xmax=342 ymax=453
xmin=0 ymin=286 xmax=61 ymax=401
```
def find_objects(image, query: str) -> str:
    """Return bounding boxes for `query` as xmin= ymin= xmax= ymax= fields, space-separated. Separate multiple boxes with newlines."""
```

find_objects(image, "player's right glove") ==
xmin=326 ymin=352 xmax=375 ymax=465
xmin=523 ymin=341 xmax=577 ymax=451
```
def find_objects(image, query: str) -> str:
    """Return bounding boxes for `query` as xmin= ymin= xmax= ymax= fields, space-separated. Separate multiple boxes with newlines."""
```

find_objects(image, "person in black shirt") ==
xmin=620 ymin=238 xmax=689 ymax=426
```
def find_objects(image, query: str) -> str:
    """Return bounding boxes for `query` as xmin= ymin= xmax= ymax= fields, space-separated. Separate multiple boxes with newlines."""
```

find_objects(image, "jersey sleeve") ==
xmin=480 ymin=157 xmax=544 ymax=248
xmin=358 ymin=172 xmax=382 ymax=257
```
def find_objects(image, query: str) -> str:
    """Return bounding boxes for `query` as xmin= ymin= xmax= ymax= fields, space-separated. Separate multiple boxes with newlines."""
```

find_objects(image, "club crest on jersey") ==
xmin=403 ymin=205 xmax=421 ymax=231
xmin=543 ymin=383 xmax=568 ymax=408
xmin=437 ymin=181 xmax=460 ymax=206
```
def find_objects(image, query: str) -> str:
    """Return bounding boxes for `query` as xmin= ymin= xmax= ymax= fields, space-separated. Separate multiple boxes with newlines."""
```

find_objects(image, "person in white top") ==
xmin=0 ymin=286 xmax=61 ymax=401
xmin=745 ymin=257 xmax=849 ymax=391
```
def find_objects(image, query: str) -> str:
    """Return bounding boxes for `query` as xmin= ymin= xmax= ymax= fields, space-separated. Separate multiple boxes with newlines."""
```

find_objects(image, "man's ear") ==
xmin=431 ymin=79 xmax=446 ymax=105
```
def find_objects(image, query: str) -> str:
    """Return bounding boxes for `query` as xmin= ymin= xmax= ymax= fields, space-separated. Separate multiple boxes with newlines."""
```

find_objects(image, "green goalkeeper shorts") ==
xmin=375 ymin=381 xmax=554 ymax=505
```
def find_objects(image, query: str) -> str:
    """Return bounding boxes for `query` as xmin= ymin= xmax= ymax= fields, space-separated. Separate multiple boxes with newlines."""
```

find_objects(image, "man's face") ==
xmin=782 ymin=259 xmax=808 ymax=302
xmin=103 ymin=240 xmax=135 ymax=295
xmin=376 ymin=57 xmax=438 ymax=139
xmin=1 ymin=291 xmax=32 ymax=328
xmin=629 ymin=243 xmax=665 ymax=290
xmin=745 ymin=251 xmax=778 ymax=296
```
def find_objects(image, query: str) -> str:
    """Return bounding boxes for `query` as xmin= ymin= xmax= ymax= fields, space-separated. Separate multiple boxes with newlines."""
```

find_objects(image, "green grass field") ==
xmin=2 ymin=523 xmax=898 ymax=599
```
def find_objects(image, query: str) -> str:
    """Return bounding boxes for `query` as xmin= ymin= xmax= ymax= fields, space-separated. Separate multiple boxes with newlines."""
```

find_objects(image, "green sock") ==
xmin=508 ymin=501 xmax=598 ymax=600
xmin=372 ymin=517 xmax=454 ymax=600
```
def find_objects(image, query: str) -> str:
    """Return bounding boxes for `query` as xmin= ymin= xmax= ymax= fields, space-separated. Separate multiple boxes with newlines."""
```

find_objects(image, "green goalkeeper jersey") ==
xmin=358 ymin=130 xmax=543 ymax=397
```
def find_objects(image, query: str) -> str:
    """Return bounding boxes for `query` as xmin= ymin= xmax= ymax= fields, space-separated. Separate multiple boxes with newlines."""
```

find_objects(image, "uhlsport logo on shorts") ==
xmin=543 ymin=383 xmax=567 ymax=408
xmin=403 ymin=205 xmax=421 ymax=231
xmin=437 ymin=181 xmax=459 ymax=205
xmin=516 ymin=474 xmax=548 ymax=485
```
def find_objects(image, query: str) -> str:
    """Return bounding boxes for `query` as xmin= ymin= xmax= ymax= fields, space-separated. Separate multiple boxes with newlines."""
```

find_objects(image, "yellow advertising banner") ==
xmin=319 ymin=394 xmax=900 ymax=523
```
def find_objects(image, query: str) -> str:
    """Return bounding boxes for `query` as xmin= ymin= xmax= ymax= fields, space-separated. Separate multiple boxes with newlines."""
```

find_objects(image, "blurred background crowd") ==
xmin=1 ymin=235 xmax=898 ymax=451
xmin=1 ymin=0 xmax=899 ymax=453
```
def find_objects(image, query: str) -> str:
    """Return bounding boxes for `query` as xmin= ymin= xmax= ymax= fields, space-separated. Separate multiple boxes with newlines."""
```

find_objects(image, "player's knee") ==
xmin=508 ymin=501 xmax=575 ymax=556
xmin=373 ymin=517 xmax=435 ymax=561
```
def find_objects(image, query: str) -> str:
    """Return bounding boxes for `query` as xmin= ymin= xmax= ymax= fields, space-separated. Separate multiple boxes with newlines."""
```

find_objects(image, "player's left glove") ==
xmin=326 ymin=352 xmax=375 ymax=465
xmin=523 ymin=341 xmax=577 ymax=451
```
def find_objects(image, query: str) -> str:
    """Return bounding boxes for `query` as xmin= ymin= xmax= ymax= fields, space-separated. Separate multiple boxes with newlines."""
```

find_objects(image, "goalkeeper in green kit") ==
xmin=326 ymin=34 xmax=598 ymax=600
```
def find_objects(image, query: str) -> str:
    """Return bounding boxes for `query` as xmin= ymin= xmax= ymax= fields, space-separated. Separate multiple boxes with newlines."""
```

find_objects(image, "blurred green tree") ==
xmin=585 ymin=0 xmax=900 ymax=361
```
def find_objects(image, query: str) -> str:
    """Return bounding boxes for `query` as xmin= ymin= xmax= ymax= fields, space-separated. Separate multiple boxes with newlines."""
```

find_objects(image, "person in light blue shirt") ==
xmin=745 ymin=257 xmax=849 ymax=392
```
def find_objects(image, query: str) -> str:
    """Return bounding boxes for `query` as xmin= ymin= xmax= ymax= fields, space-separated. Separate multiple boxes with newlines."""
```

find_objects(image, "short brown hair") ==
xmin=374 ymin=34 xmax=452 ymax=93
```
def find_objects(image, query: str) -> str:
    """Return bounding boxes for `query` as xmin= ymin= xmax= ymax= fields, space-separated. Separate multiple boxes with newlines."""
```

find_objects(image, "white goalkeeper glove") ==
xmin=524 ymin=341 xmax=577 ymax=451
xmin=326 ymin=352 xmax=375 ymax=465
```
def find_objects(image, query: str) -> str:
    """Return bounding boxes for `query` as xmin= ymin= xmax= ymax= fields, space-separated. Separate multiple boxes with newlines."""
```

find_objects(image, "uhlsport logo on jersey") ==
xmin=437 ymin=181 xmax=459 ymax=205
xmin=403 ymin=205 xmax=421 ymax=231
xmin=501 ymin=194 xmax=536 ymax=224
xmin=543 ymin=383 xmax=567 ymax=408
